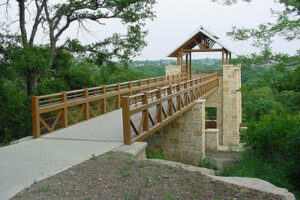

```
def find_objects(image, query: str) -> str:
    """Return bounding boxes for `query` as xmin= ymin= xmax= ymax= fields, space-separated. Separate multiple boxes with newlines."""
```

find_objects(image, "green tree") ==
xmin=0 ymin=0 xmax=156 ymax=94
xmin=212 ymin=0 xmax=299 ymax=66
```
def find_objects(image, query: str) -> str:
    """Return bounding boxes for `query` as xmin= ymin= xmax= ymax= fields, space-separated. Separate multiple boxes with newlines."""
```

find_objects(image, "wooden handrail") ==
xmin=31 ymin=73 xmax=187 ymax=138
xmin=121 ymin=73 xmax=219 ymax=145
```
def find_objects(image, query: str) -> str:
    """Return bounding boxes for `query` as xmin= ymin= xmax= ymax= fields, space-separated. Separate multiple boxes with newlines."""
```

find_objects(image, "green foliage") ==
xmin=220 ymin=152 xmax=293 ymax=191
xmin=130 ymin=65 xmax=165 ymax=77
xmin=242 ymin=86 xmax=282 ymax=122
xmin=147 ymin=149 xmax=165 ymax=160
xmin=0 ymin=80 xmax=31 ymax=146
xmin=221 ymin=112 xmax=300 ymax=196
xmin=199 ymin=157 xmax=218 ymax=170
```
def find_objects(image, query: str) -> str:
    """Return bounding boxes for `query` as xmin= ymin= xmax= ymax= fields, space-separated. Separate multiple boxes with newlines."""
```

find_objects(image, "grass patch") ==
xmin=147 ymin=149 xmax=165 ymax=159
xmin=116 ymin=166 xmax=131 ymax=178
xmin=90 ymin=153 xmax=97 ymax=161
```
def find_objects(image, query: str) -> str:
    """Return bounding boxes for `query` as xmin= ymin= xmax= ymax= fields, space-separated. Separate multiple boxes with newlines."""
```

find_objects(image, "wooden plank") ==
xmin=183 ymin=49 xmax=223 ymax=52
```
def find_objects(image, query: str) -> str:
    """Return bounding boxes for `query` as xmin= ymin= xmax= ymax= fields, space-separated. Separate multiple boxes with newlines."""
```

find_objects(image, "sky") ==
xmin=136 ymin=0 xmax=300 ymax=60
xmin=1 ymin=0 xmax=299 ymax=61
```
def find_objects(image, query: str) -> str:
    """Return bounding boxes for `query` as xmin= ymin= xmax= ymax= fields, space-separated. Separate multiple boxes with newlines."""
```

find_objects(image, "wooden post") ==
xmin=83 ymin=89 xmax=89 ymax=120
xmin=222 ymin=48 xmax=225 ymax=66
xmin=177 ymin=53 xmax=180 ymax=65
xmin=180 ymin=48 xmax=183 ymax=72
xmin=142 ymin=92 xmax=149 ymax=131
xmin=31 ymin=96 xmax=40 ymax=139
xmin=129 ymin=81 xmax=133 ymax=96
xmin=229 ymin=52 xmax=232 ymax=64
xmin=102 ymin=86 xmax=106 ymax=114
xmin=226 ymin=51 xmax=229 ymax=65
xmin=156 ymin=88 xmax=163 ymax=123
xmin=116 ymin=83 xmax=121 ymax=109
xmin=122 ymin=96 xmax=131 ymax=145
xmin=62 ymin=92 xmax=68 ymax=128
xmin=189 ymin=52 xmax=192 ymax=80
xmin=185 ymin=53 xmax=188 ymax=76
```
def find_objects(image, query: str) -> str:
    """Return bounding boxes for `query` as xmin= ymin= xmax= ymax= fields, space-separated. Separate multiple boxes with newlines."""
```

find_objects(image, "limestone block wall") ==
xmin=165 ymin=65 xmax=181 ymax=76
xmin=222 ymin=65 xmax=242 ymax=146
xmin=145 ymin=100 xmax=206 ymax=166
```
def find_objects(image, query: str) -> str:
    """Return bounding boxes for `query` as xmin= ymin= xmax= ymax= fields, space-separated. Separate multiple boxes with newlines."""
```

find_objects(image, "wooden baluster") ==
xmin=200 ymin=77 xmax=203 ymax=96
xmin=168 ymin=85 xmax=173 ymax=116
xmin=184 ymin=81 xmax=188 ymax=106
xmin=190 ymin=80 xmax=194 ymax=102
xmin=122 ymin=96 xmax=131 ymax=145
xmin=102 ymin=86 xmax=106 ymax=114
xmin=176 ymin=84 xmax=181 ymax=111
xmin=148 ymin=78 xmax=151 ymax=91
xmin=195 ymin=79 xmax=199 ymax=99
xmin=83 ymin=88 xmax=89 ymax=120
xmin=116 ymin=83 xmax=121 ymax=109
xmin=129 ymin=81 xmax=132 ymax=96
xmin=143 ymin=92 xmax=149 ymax=131
xmin=62 ymin=92 xmax=68 ymax=128
xmin=139 ymin=80 xmax=142 ymax=93
xmin=167 ymin=76 xmax=170 ymax=85
xmin=31 ymin=96 xmax=40 ymax=139
xmin=156 ymin=88 xmax=163 ymax=123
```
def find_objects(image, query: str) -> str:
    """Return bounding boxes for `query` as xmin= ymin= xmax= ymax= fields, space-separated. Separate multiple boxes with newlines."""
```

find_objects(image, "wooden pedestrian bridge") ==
xmin=31 ymin=26 xmax=238 ymax=146
xmin=32 ymin=73 xmax=220 ymax=145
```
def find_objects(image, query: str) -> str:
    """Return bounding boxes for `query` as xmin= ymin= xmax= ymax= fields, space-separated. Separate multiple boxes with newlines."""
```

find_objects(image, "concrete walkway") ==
xmin=0 ymin=95 xmax=188 ymax=199
xmin=0 ymin=109 xmax=124 ymax=200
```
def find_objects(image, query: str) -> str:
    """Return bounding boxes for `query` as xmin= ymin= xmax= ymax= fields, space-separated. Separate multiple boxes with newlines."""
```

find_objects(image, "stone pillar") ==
xmin=222 ymin=65 xmax=242 ymax=146
xmin=145 ymin=99 xmax=206 ymax=166
xmin=165 ymin=65 xmax=181 ymax=76
xmin=206 ymin=129 xmax=219 ymax=152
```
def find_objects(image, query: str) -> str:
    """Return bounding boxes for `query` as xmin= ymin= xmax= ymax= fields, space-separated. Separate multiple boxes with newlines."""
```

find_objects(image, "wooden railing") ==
xmin=121 ymin=73 xmax=219 ymax=145
xmin=31 ymin=74 xmax=187 ymax=138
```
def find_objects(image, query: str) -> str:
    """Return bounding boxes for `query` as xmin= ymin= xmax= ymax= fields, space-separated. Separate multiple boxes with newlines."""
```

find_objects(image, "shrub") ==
xmin=199 ymin=157 xmax=218 ymax=170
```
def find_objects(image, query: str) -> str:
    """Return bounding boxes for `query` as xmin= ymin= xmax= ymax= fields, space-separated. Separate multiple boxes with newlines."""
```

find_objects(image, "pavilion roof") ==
xmin=167 ymin=26 xmax=234 ymax=57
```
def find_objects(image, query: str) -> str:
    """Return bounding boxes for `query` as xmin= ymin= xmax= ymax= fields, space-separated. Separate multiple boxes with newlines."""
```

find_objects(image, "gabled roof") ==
xmin=167 ymin=26 xmax=234 ymax=57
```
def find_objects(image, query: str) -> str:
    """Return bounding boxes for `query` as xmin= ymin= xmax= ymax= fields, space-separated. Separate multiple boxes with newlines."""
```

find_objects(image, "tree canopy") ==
xmin=0 ymin=0 xmax=156 ymax=94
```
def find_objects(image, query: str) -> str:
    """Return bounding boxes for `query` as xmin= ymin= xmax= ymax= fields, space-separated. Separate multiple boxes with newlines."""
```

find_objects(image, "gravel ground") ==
xmin=11 ymin=151 xmax=281 ymax=200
